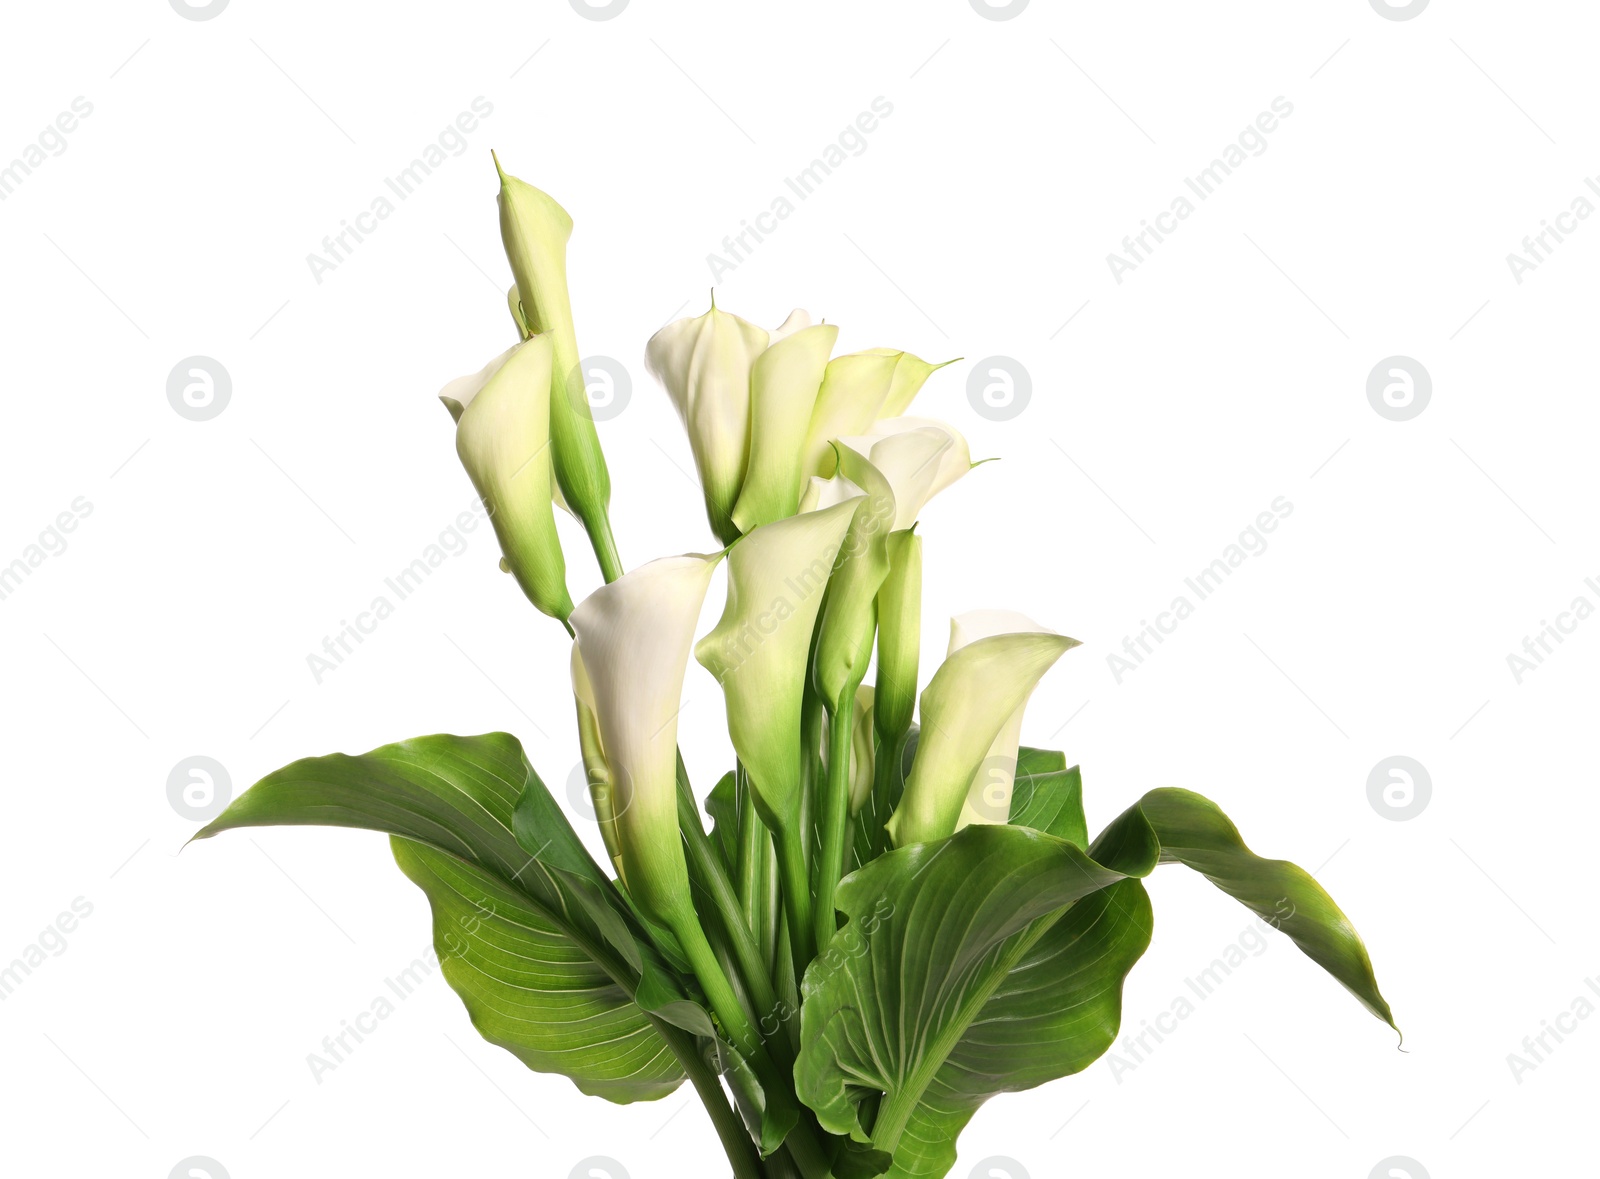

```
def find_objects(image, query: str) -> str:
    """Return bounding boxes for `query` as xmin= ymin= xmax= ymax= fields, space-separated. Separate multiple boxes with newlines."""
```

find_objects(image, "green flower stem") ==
xmin=588 ymin=507 xmax=625 ymax=584
xmin=736 ymin=765 xmax=762 ymax=927
xmin=774 ymin=826 xmax=817 ymax=976
xmin=653 ymin=1018 xmax=766 ymax=1179
xmin=674 ymin=762 xmax=789 ymax=1050
xmin=673 ymin=918 xmax=839 ymax=1179
xmin=757 ymin=824 xmax=780 ymax=977
xmin=812 ymin=693 xmax=856 ymax=955
xmin=672 ymin=911 xmax=766 ymax=1062
xmin=772 ymin=908 xmax=801 ymax=1053
xmin=868 ymin=732 xmax=907 ymax=859
xmin=781 ymin=1117 xmax=837 ymax=1179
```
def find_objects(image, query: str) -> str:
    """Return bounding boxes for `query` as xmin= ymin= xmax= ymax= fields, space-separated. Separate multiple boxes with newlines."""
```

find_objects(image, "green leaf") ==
xmin=801 ymin=776 xmax=1397 ymax=1175
xmin=795 ymin=824 xmax=1153 ymax=1173
xmin=192 ymin=732 xmax=690 ymax=1103
xmin=392 ymin=836 xmax=684 ymax=1101
xmin=1007 ymin=749 xmax=1086 ymax=847
xmin=1091 ymin=788 xmax=1399 ymax=1032
xmin=704 ymin=770 xmax=740 ymax=879
xmin=889 ymin=881 xmax=1154 ymax=1178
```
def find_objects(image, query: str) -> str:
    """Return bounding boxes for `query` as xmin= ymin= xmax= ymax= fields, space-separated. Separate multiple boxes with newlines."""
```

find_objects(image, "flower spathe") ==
xmin=569 ymin=553 xmax=721 ymax=928
xmin=695 ymin=500 xmax=859 ymax=832
xmin=443 ymin=334 xmax=573 ymax=622
xmin=800 ymin=349 xmax=951 ymax=481
xmin=569 ymin=645 xmax=623 ymax=879
xmin=730 ymin=315 xmax=839 ymax=533
xmin=646 ymin=302 xmax=772 ymax=544
xmin=647 ymin=298 xmax=955 ymax=543
xmin=494 ymin=155 xmax=613 ymax=564
xmin=885 ymin=611 xmax=1079 ymax=847
xmin=836 ymin=416 xmax=972 ymax=532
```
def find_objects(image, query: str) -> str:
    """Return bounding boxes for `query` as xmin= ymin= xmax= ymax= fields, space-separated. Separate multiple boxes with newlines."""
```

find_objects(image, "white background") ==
xmin=1 ymin=1 xmax=1593 ymax=1176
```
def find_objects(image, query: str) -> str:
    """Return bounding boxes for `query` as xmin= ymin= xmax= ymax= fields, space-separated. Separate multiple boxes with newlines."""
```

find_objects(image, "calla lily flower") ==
xmin=885 ymin=611 xmax=1079 ymax=848
xmin=645 ymin=302 xmax=771 ymax=544
xmin=569 ymin=553 xmax=721 ymax=929
xmin=494 ymin=155 xmax=615 ymax=570
xmin=569 ymin=645 xmax=623 ymax=880
xmin=694 ymin=500 xmax=859 ymax=832
xmin=730 ymin=317 xmax=839 ymax=533
xmin=441 ymin=335 xmax=573 ymax=622
xmin=836 ymin=416 xmax=972 ymax=532
xmin=800 ymin=349 xmax=951 ymax=480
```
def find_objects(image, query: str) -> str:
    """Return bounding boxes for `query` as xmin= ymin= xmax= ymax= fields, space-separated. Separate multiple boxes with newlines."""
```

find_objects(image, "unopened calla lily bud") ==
xmin=569 ymin=553 xmax=720 ymax=929
xmin=873 ymin=530 xmax=921 ymax=750
xmin=494 ymin=156 xmax=616 ymax=570
xmin=645 ymin=301 xmax=770 ymax=544
xmin=806 ymin=444 xmax=897 ymax=707
xmin=885 ymin=612 xmax=1079 ymax=848
xmin=800 ymin=349 xmax=950 ymax=480
xmin=442 ymin=335 xmax=574 ymax=622
xmin=729 ymin=317 xmax=839 ymax=533
xmin=695 ymin=500 xmax=859 ymax=833
xmin=848 ymin=684 xmax=876 ymax=816
xmin=570 ymin=645 xmax=623 ymax=879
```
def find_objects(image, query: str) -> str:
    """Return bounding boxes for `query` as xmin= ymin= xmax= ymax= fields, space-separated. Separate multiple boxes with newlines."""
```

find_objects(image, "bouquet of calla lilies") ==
xmin=197 ymin=158 xmax=1397 ymax=1179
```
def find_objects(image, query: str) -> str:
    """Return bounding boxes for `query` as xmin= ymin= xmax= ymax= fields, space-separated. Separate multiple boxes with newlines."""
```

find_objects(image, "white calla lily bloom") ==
xmin=569 ymin=553 xmax=721 ymax=927
xmin=886 ymin=611 xmax=1079 ymax=848
xmin=695 ymin=500 xmax=859 ymax=833
xmin=442 ymin=335 xmax=573 ymax=622
xmin=836 ymin=416 xmax=972 ymax=532
xmin=947 ymin=611 xmax=1058 ymax=831
xmin=731 ymin=318 xmax=839 ymax=533
xmin=645 ymin=304 xmax=770 ymax=543
xmin=800 ymin=349 xmax=951 ymax=480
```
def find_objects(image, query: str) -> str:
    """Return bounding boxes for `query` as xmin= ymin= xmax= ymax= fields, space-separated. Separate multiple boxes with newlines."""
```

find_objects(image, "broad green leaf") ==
xmin=392 ymin=837 xmax=683 ymax=1101
xmin=795 ymin=824 xmax=1153 ymax=1171
xmin=889 ymin=881 xmax=1154 ymax=1178
xmin=1006 ymin=749 xmax=1086 ymax=847
xmin=1091 ymin=788 xmax=1399 ymax=1031
xmin=801 ymin=777 xmax=1397 ymax=1175
xmin=192 ymin=733 xmax=689 ymax=1103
